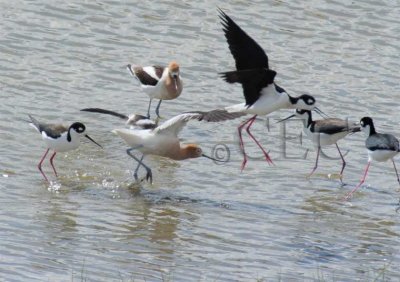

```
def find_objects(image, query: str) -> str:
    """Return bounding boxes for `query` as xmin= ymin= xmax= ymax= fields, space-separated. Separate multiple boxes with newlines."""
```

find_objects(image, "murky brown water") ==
xmin=1 ymin=0 xmax=400 ymax=280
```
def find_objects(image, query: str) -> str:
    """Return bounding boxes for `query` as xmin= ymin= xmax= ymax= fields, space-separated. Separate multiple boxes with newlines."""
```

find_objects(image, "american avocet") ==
xmin=218 ymin=10 xmax=320 ymax=171
xmin=81 ymin=108 xmax=157 ymax=129
xmin=279 ymin=109 xmax=360 ymax=182
xmin=29 ymin=115 xmax=102 ymax=182
xmin=112 ymin=109 xmax=245 ymax=183
xmin=344 ymin=117 xmax=400 ymax=200
xmin=127 ymin=62 xmax=183 ymax=118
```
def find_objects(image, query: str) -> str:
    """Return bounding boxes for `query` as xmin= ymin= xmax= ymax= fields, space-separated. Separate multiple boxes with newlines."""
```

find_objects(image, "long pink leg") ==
xmin=245 ymin=115 xmax=274 ymax=165
xmin=238 ymin=116 xmax=255 ymax=171
xmin=392 ymin=160 xmax=400 ymax=185
xmin=49 ymin=152 xmax=58 ymax=177
xmin=344 ymin=161 xmax=371 ymax=200
xmin=336 ymin=144 xmax=346 ymax=183
xmin=307 ymin=147 xmax=321 ymax=179
xmin=38 ymin=148 xmax=50 ymax=182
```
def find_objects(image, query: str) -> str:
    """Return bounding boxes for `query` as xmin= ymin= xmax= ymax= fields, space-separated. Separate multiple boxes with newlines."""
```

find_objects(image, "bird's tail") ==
xmin=126 ymin=64 xmax=137 ymax=78
xmin=28 ymin=114 xmax=41 ymax=132
xmin=112 ymin=128 xmax=142 ymax=147
xmin=80 ymin=108 xmax=129 ymax=120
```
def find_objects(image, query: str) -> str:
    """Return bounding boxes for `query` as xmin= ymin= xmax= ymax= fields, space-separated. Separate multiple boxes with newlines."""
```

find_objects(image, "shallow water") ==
xmin=1 ymin=0 xmax=400 ymax=280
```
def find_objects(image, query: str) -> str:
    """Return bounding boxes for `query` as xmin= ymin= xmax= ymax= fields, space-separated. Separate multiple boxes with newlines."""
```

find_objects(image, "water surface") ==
xmin=1 ymin=0 xmax=400 ymax=280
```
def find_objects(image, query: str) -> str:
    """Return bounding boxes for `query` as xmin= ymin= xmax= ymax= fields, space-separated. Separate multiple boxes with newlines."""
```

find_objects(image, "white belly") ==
xmin=307 ymin=130 xmax=349 ymax=147
xmin=225 ymin=91 xmax=288 ymax=115
xmin=43 ymin=133 xmax=80 ymax=152
xmin=113 ymin=128 xmax=179 ymax=157
xmin=368 ymin=149 xmax=398 ymax=162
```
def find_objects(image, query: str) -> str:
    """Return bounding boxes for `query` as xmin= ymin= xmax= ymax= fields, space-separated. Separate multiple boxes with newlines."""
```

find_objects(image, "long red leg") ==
xmin=308 ymin=147 xmax=321 ymax=179
xmin=336 ymin=144 xmax=346 ymax=183
xmin=238 ymin=116 xmax=255 ymax=171
xmin=38 ymin=148 xmax=50 ymax=182
xmin=344 ymin=161 xmax=371 ymax=200
xmin=49 ymin=152 xmax=58 ymax=177
xmin=245 ymin=115 xmax=274 ymax=165
xmin=392 ymin=160 xmax=400 ymax=185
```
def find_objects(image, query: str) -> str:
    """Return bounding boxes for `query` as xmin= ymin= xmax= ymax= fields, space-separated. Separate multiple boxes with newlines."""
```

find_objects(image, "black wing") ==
xmin=219 ymin=9 xmax=269 ymax=70
xmin=220 ymin=68 xmax=276 ymax=106
xmin=81 ymin=108 xmax=129 ymax=120
xmin=366 ymin=133 xmax=399 ymax=151
xmin=29 ymin=115 xmax=67 ymax=138
xmin=312 ymin=119 xmax=360 ymax=135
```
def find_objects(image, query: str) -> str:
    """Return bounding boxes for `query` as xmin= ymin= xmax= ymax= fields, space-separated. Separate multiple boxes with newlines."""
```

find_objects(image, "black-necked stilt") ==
xmin=127 ymin=62 xmax=183 ymax=118
xmin=81 ymin=108 xmax=157 ymax=130
xmin=218 ymin=9 xmax=320 ymax=171
xmin=279 ymin=109 xmax=360 ymax=182
xmin=29 ymin=115 xmax=102 ymax=182
xmin=112 ymin=109 xmax=245 ymax=183
xmin=345 ymin=117 xmax=400 ymax=200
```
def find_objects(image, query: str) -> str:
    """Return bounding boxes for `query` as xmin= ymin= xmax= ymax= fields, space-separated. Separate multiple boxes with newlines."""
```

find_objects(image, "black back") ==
xmin=366 ymin=133 xmax=399 ymax=151
xmin=29 ymin=115 xmax=67 ymax=139
xmin=220 ymin=68 xmax=277 ymax=106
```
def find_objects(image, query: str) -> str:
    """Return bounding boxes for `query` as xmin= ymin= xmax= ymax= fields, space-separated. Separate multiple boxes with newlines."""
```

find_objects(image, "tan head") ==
xmin=183 ymin=144 xmax=203 ymax=159
xmin=166 ymin=61 xmax=182 ymax=94
xmin=168 ymin=61 xmax=180 ymax=76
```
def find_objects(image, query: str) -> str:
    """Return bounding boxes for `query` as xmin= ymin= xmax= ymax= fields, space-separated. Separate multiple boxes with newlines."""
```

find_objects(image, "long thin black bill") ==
xmin=85 ymin=134 xmax=103 ymax=148
xmin=276 ymin=114 xmax=296 ymax=123
xmin=314 ymin=107 xmax=329 ymax=119
xmin=202 ymin=154 xmax=226 ymax=163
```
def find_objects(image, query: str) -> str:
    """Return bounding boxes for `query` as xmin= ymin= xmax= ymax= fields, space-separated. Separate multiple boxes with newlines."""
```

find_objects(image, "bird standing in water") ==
xmin=29 ymin=115 xmax=102 ymax=182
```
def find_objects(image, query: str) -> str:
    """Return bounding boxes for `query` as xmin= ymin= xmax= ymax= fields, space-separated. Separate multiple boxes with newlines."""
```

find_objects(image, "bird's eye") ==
xmin=307 ymin=99 xmax=314 ymax=105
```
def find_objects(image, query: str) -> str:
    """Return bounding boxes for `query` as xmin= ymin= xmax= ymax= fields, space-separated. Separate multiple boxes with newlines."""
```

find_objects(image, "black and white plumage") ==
xmin=81 ymin=108 xmax=157 ymax=130
xmin=127 ymin=61 xmax=183 ymax=118
xmin=29 ymin=115 xmax=102 ymax=182
xmin=218 ymin=9 xmax=320 ymax=171
xmin=279 ymin=110 xmax=360 ymax=181
xmin=218 ymin=9 xmax=317 ymax=112
xmin=345 ymin=117 xmax=400 ymax=199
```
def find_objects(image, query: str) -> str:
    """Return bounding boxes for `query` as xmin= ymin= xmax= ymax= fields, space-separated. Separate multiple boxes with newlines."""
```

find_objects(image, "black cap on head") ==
xmin=360 ymin=117 xmax=373 ymax=127
xmin=70 ymin=122 xmax=86 ymax=133
xmin=299 ymin=94 xmax=316 ymax=106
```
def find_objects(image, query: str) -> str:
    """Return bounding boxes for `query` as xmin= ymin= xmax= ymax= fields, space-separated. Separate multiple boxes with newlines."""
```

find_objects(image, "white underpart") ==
xmin=137 ymin=66 xmax=169 ymax=99
xmin=367 ymin=149 xmax=398 ymax=162
xmin=112 ymin=128 xmax=179 ymax=156
xmin=225 ymin=84 xmax=291 ymax=115
xmin=304 ymin=127 xmax=349 ymax=147
xmin=42 ymin=130 xmax=81 ymax=152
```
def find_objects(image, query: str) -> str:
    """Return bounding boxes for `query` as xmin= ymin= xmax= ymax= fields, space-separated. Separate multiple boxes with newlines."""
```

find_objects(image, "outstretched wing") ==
xmin=80 ymin=108 xmax=156 ymax=129
xmin=219 ymin=9 xmax=269 ymax=70
xmin=81 ymin=108 xmax=129 ymax=120
xmin=153 ymin=109 xmax=247 ymax=136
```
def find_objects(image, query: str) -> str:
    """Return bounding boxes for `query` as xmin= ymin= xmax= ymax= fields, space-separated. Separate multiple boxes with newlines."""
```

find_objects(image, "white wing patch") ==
xmin=142 ymin=66 xmax=162 ymax=81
